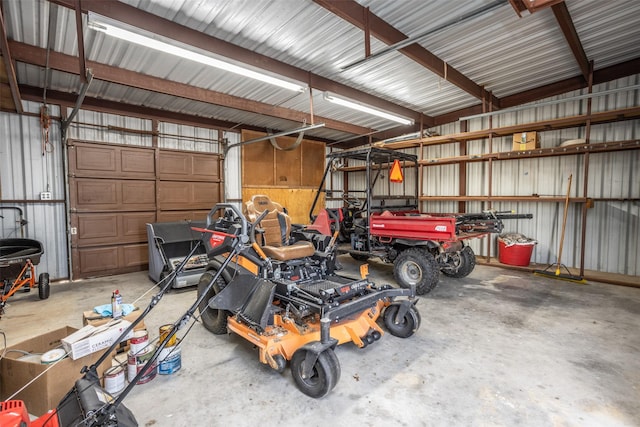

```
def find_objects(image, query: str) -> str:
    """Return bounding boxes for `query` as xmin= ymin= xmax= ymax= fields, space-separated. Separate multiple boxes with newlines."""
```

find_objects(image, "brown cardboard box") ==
xmin=512 ymin=131 xmax=539 ymax=151
xmin=0 ymin=326 xmax=112 ymax=417
xmin=83 ymin=308 xmax=146 ymax=331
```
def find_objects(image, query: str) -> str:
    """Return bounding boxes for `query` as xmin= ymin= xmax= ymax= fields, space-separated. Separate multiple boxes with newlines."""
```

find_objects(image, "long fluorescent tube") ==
xmin=323 ymin=92 xmax=414 ymax=126
xmin=87 ymin=13 xmax=307 ymax=93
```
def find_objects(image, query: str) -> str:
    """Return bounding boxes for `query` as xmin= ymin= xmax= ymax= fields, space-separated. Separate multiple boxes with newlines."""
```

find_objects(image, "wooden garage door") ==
xmin=68 ymin=140 xmax=222 ymax=279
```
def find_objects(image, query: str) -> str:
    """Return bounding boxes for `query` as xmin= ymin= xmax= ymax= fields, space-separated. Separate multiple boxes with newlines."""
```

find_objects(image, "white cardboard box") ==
xmin=62 ymin=319 xmax=134 ymax=360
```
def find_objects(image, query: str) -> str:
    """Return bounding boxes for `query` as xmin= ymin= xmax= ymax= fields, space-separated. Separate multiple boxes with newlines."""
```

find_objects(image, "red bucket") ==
xmin=498 ymin=239 xmax=535 ymax=266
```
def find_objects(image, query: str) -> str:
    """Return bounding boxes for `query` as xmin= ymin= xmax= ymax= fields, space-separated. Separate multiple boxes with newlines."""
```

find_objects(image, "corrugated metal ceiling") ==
xmin=2 ymin=0 xmax=639 ymax=143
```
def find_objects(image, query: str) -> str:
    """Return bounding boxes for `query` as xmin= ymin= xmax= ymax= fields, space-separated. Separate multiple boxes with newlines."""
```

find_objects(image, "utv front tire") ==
xmin=393 ymin=247 xmax=439 ymax=295
xmin=197 ymin=270 xmax=230 ymax=335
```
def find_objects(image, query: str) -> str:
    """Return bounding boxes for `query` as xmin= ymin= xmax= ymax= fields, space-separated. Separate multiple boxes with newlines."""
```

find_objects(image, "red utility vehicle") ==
xmin=310 ymin=147 xmax=531 ymax=295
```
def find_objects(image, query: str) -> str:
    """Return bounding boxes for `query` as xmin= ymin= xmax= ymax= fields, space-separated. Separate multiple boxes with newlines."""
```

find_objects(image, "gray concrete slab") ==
xmin=1 ymin=255 xmax=639 ymax=426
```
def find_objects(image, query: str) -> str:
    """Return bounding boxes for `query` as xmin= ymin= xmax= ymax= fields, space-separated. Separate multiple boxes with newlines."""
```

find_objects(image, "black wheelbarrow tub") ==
xmin=0 ymin=238 xmax=44 ymax=279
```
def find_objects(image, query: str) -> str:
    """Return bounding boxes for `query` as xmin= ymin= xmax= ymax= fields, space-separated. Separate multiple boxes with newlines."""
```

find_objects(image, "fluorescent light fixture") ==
xmin=323 ymin=92 xmax=414 ymax=126
xmin=87 ymin=13 xmax=307 ymax=93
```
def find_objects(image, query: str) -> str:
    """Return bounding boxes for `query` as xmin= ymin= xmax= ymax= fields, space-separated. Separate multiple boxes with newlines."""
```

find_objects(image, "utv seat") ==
xmin=245 ymin=195 xmax=315 ymax=261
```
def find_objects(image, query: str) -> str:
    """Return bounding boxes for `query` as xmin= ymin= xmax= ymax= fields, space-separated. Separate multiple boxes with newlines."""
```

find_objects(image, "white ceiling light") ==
xmin=323 ymin=92 xmax=414 ymax=126
xmin=87 ymin=13 xmax=307 ymax=93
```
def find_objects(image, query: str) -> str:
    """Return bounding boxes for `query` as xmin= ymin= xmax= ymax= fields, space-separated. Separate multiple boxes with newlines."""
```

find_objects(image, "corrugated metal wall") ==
xmin=223 ymin=131 xmax=242 ymax=210
xmin=424 ymin=76 xmax=640 ymax=276
xmin=1 ymin=101 xmax=68 ymax=279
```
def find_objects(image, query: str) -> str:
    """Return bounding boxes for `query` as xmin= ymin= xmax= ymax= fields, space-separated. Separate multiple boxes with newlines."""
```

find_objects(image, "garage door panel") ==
xmin=70 ymin=141 xmax=155 ymax=179
xmin=158 ymin=182 xmax=220 ymax=210
xmin=159 ymin=152 xmax=190 ymax=176
xmin=192 ymin=155 xmax=220 ymax=180
xmin=76 ymin=214 xmax=118 ymax=242
xmin=157 ymin=210 xmax=209 ymax=223
xmin=73 ymin=212 xmax=156 ymax=246
xmin=122 ymin=213 xmax=156 ymax=239
xmin=121 ymin=149 xmax=155 ymax=175
xmin=122 ymin=182 xmax=156 ymax=206
xmin=158 ymin=151 xmax=220 ymax=181
xmin=69 ymin=141 xmax=222 ymax=279
xmin=158 ymin=182 xmax=191 ymax=205
xmin=121 ymin=244 xmax=148 ymax=267
xmin=192 ymin=182 xmax=220 ymax=204
xmin=73 ymin=180 xmax=119 ymax=208
xmin=77 ymin=247 xmax=119 ymax=274
xmin=72 ymin=179 xmax=155 ymax=211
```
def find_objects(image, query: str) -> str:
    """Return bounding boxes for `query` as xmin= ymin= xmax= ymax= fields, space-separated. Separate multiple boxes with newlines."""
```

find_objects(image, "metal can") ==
xmin=127 ymin=344 xmax=157 ymax=385
xmin=159 ymin=324 xmax=176 ymax=347
xmin=158 ymin=344 xmax=181 ymax=375
xmin=129 ymin=329 xmax=149 ymax=354
xmin=104 ymin=365 xmax=126 ymax=396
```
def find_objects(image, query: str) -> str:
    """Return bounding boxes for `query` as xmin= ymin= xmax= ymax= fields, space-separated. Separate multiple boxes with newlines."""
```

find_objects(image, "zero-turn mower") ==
xmin=196 ymin=196 xmax=421 ymax=398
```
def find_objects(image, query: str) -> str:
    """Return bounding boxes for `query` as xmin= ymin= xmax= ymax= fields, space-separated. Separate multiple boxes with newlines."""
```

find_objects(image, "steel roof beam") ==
xmin=551 ymin=2 xmax=590 ymax=81
xmin=0 ymin=6 xmax=22 ymax=113
xmin=10 ymin=41 xmax=371 ymax=136
xmin=20 ymin=85 xmax=237 ymax=130
xmin=314 ymin=0 xmax=501 ymax=108
xmin=73 ymin=0 xmax=87 ymax=83
xmin=49 ymin=0 xmax=430 ymax=127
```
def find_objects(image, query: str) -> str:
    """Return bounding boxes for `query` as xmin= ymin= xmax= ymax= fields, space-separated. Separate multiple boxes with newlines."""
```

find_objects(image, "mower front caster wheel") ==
xmin=38 ymin=273 xmax=50 ymax=300
xmin=383 ymin=303 xmax=421 ymax=338
xmin=290 ymin=348 xmax=341 ymax=398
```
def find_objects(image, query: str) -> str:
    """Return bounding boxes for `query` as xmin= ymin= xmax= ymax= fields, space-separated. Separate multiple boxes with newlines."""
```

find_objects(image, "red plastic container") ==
xmin=498 ymin=239 xmax=535 ymax=266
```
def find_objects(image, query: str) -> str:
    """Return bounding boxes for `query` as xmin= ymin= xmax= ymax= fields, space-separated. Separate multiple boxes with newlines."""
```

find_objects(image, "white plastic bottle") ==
xmin=112 ymin=289 xmax=123 ymax=318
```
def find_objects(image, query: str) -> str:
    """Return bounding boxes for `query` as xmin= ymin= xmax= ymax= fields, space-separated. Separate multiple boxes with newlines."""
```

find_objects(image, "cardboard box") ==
xmin=62 ymin=320 xmax=133 ymax=360
xmin=83 ymin=308 xmax=146 ymax=332
xmin=512 ymin=131 xmax=539 ymax=151
xmin=0 ymin=326 xmax=112 ymax=417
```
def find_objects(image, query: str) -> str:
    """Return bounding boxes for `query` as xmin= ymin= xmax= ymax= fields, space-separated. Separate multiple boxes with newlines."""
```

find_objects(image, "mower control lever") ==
xmin=206 ymin=203 xmax=249 ymax=243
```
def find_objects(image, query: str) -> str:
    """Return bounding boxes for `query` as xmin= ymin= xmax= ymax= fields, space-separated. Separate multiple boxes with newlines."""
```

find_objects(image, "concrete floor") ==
xmin=1 ymin=255 xmax=639 ymax=427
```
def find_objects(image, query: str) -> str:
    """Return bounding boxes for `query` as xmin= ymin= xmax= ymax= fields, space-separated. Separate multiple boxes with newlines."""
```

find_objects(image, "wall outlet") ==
xmin=40 ymin=192 xmax=52 ymax=200
xmin=70 ymin=227 xmax=77 ymax=235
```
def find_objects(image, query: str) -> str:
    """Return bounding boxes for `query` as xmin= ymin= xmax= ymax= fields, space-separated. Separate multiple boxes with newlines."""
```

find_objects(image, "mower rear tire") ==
xmin=291 ymin=347 xmax=340 ymax=398
xmin=383 ymin=303 xmax=421 ymax=338
xmin=393 ymin=247 xmax=439 ymax=295
xmin=442 ymin=246 xmax=476 ymax=278
xmin=38 ymin=273 xmax=50 ymax=300
xmin=197 ymin=271 xmax=230 ymax=335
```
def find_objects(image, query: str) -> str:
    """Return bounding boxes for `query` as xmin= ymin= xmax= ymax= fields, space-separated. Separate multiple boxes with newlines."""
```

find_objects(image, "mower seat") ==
xmin=245 ymin=195 xmax=315 ymax=261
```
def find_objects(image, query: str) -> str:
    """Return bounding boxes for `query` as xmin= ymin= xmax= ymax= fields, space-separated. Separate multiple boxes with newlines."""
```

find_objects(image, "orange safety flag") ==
xmin=389 ymin=159 xmax=404 ymax=183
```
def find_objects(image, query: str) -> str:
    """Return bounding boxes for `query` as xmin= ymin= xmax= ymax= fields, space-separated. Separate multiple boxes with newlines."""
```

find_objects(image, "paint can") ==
xmin=127 ymin=344 xmax=157 ymax=385
xmin=129 ymin=329 xmax=149 ymax=354
xmin=158 ymin=341 xmax=181 ymax=375
xmin=159 ymin=324 xmax=176 ymax=347
xmin=104 ymin=365 xmax=126 ymax=396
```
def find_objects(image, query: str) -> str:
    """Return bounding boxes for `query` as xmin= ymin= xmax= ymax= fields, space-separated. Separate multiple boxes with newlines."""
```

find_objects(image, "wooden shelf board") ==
xmin=385 ymin=106 xmax=640 ymax=149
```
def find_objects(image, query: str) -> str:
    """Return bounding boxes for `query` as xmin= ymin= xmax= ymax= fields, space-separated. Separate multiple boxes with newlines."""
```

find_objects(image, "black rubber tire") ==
xmin=197 ymin=270 xmax=230 ymax=335
xmin=383 ymin=303 xmax=421 ymax=338
xmin=442 ymin=246 xmax=476 ymax=278
xmin=38 ymin=273 xmax=50 ymax=300
xmin=349 ymin=253 xmax=370 ymax=262
xmin=290 ymin=347 xmax=341 ymax=398
xmin=393 ymin=247 xmax=439 ymax=295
